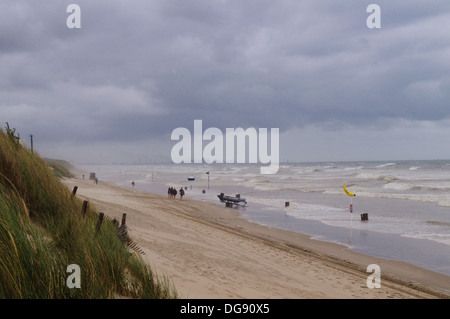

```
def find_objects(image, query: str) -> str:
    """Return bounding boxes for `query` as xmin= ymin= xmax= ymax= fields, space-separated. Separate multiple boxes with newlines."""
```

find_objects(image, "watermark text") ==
xmin=367 ymin=4 xmax=381 ymax=29
xmin=366 ymin=264 xmax=381 ymax=289
xmin=171 ymin=120 xmax=279 ymax=174
xmin=66 ymin=4 xmax=81 ymax=29
xmin=66 ymin=264 xmax=81 ymax=288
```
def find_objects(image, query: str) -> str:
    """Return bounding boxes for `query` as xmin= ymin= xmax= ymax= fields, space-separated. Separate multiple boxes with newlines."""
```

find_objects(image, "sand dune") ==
xmin=63 ymin=178 xmax=450 ymax=299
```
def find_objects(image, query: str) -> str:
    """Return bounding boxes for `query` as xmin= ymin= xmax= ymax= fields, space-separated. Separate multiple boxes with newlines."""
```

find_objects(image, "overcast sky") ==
xmin=2 ymin=0 xmax=450 ymax=164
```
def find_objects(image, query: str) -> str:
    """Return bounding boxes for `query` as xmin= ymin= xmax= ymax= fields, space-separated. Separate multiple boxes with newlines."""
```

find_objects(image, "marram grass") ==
xmin=0 ymin=128 xmax=178 ymax=299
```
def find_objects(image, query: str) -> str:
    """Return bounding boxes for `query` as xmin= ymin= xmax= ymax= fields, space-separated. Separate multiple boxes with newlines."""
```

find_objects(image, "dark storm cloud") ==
xmin=1 ymin=0 xmax=450 ymax=162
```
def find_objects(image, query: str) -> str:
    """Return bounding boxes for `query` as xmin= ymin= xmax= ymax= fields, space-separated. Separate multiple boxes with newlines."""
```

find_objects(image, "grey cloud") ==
xmin=1 ymin=0 xmax=450 ymax=163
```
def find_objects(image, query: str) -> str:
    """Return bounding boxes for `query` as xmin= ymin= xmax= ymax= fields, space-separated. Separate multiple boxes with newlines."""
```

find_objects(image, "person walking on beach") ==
xmin=131 ymin=181 xmax=135 ymax=187
xmin=179 ymin=187 xmax=185 ymax=200
xmin=168 ymin=187 xmax=172 ymax=199
xmin=172 ymin=187 xmax=177 ymax=199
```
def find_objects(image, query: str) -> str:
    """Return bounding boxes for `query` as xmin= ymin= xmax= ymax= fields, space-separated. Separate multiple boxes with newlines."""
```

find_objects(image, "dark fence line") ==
xmin=72 ymin=185 xmax=146 ymax=256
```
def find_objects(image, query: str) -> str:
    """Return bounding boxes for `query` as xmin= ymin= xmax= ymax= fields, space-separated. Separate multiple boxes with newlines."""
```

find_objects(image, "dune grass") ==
xmin=44 ymin=158 xmax=76 ymax=179
xmin=0 ymin=126 xmax=178 ymax=299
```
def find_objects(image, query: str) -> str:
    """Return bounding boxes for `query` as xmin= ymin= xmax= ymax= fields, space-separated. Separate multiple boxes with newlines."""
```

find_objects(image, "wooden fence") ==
xmin=71 ymin=186 xmax=146 ymax=256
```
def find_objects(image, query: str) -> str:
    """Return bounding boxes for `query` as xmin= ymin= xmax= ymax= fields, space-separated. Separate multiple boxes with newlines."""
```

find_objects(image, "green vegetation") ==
xmin=44 ymin=158 xmax=76 ymax=179
xmin=0 ymin=125 xmax=177 ymax=298
xmin=4 ymin=122 xmax=20 ymax=145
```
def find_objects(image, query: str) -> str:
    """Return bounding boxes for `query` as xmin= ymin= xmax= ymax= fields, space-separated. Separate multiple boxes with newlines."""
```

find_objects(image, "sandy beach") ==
xmin=63 ymin=177 xmax=450 ymax=299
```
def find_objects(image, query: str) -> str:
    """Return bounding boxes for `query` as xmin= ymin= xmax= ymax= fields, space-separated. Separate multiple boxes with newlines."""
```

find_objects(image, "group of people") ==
xmin=168 ymin=186 xmax=185 ymax=200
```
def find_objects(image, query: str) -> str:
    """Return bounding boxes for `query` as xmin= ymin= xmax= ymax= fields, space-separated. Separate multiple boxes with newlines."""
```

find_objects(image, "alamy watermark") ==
xmin=366 ymin=264 xmax=381 ymax=289
xmin=66 ymin=4 xmax=380 ymax=30
xmin=171 ymin=120 xmax=279 ymax=174
xmin=366 ymin=4 xmax=381 ymax=29
xmin=66 ymin=264 xmax=81 ymax=289
xmin=66 ymin=4 xmax=81 ymax=29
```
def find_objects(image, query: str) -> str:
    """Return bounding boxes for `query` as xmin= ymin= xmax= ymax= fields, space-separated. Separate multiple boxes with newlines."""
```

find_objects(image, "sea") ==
xmin=79 ymin=160 xmax=450 ymax=277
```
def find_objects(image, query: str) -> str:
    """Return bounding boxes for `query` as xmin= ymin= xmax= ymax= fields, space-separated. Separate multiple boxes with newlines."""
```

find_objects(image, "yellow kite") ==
xmin=343 ymin=184 xmax=356 ymax=197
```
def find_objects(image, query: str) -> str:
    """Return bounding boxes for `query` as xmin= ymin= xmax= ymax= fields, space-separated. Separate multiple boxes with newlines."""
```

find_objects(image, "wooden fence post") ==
xmin=96 ymin=212 xmax=104 ymax=233
xmin=71 ymin=186 xmax=78 ymax=197
xmin=81 ymin=200 xmax=88 ymax=216
xmin=118 ymin=213 xmax=128 ymax=243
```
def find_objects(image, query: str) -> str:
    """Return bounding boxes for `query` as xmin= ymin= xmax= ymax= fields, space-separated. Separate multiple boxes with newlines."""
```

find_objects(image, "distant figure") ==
xmin=82 ymin=174 xmax=85 ymax=180
xmin=168 ymin=187 xmax=172 ymax=199
xmin=95 ymin=177 xmax=98 ymax=184
xmin=131 ymin=181 xmax=135 ymax=187
xmin=172 ymin=187 xmax=177 ymax=199
xmin=179 ymin=188 xmax=185 ymax=200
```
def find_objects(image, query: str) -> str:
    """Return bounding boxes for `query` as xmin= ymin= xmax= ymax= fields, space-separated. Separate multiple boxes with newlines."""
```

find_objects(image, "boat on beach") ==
xmin=217 ymin=193 xmax=247 ymax=207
